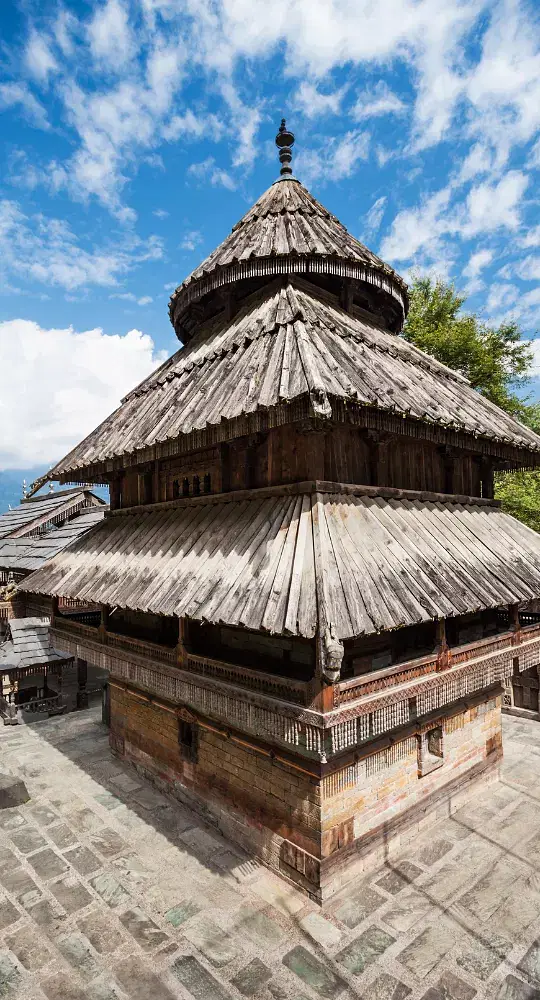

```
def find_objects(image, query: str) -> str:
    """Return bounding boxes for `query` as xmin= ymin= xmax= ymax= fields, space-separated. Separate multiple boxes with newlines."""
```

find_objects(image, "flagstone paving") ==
xmin=2 ymin=710 xmax=540 ymax=999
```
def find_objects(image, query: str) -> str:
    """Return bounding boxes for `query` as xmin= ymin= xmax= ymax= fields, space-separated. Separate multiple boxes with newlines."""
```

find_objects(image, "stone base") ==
xmin=108 ymin=682 xmax=504 ymax=903
xmin=0 ymin=773 xmax=30 ymax=809
xmin=503 ymin=705 xmax=540 ymax=722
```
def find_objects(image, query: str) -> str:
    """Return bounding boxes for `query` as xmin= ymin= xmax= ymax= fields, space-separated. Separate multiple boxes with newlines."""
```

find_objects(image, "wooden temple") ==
xmin=22 ymin=121 xmax=540 ymax=900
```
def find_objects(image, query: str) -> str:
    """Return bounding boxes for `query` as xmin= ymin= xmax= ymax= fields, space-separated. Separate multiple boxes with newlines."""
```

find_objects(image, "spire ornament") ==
xmin=276 ymin=118 xmax=294 ymax=176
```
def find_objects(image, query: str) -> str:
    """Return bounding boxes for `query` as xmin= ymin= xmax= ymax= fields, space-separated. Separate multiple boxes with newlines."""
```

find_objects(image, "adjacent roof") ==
xmin=0 ymin=618 xmax=72 ymax=672
xmin=0 ymin=488 xmax=106 ymax=541
xmin=22 ymin=484 xmax=540 ymax=640
xmin=169 ymin=177 xmax=408 ymax=337
xmin=50 ymin=280 xmax=540 ymax=479
xmin=0 ymin=507 xmax=107 ymax=574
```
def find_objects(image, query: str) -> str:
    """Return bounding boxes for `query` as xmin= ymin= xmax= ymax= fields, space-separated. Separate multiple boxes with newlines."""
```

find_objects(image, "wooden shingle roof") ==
xmin=0 ymin=507 xmax=107 ymax=574
xmin=0 ymin=618 xmax=72 ymax=671
xmin=169 ymin=177 xmax=408 ymax=339
xmin=0 ymin=488 xmax=105 ymax=540
xmin=49 ymin=280 xmax=540 ymax=480
xmin=22 ymin=484 xmax=540 ymax=640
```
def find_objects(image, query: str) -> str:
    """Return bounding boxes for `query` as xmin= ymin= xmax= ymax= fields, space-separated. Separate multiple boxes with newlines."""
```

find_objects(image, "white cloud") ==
xmin=511 ymin=256 xmax=540 ymax=281
xmin=296 ymin=130 xmax=369 ymax=185
xmin=381 ymin=170 xmax=528 ymax=263
xmin=528 ymin=137 xmax=540 ymax=169
xmin=463 ymin=248 xmax=494 ymax=277
xmin=364 ymin=196 xmax=387 ymax=236
xmin=457 ymin=143 xmax=494 ymax=184
xmin=179 ymin=230 xmax=203 ymax=251
xmin=295 ymin=81 xmax=346 ymax=118
xmin=153 ymin=209 xmax=169 ymax=218
xmin=462 ymin=170 xmax=528 ymax=236
xmin=164 ymin=281 xmax=177 ymax=291
xmin=520 ymin=226 xmax=540 ymax=248
xmin=87 ymin=0 xmax=136 ymax=67
xmin=161 ymin=108 xmax=224 ymax=142
xmin=0 ymin=320 xmax=165 ymax=468
xmin=109 ymin=292 xmax=154 ymax=304
xmin=380 ymin=185 xmax=453 ymax=261
xmin=0 ymin=199 xmax=164 ymax=291
xmin=187 ymin=157 xmax=236 ymax=190
xmin=0 ymin=83 xmax=50 ymax=130
xmin=24 ymin=30 xmax=58 ymax=83
xmin=351 ymin=82 xmax=406 ymax=121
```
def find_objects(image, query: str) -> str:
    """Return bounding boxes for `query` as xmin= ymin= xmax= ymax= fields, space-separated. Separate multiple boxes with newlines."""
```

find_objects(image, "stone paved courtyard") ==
xmin=1 ymin=712 xmax=540 ymax=1000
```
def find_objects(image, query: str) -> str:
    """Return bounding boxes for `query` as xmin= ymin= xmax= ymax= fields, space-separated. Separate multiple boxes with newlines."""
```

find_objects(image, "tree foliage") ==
xmin=403 ymin=276 xmax=540 ymax=530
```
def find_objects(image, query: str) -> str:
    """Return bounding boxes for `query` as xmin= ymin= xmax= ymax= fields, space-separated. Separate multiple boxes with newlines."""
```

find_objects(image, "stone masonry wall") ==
xmin=318 ymin=694 xmax=502 ymax=897
xmin=109 ymin=682 xmax=502 ymax=902
xmin=109 ymin=683 xmax=322 ymax=892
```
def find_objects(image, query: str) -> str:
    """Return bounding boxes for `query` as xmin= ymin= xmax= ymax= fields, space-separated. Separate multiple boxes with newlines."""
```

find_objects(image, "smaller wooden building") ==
xmin=0 ymin=618 xmax=72 ymax=723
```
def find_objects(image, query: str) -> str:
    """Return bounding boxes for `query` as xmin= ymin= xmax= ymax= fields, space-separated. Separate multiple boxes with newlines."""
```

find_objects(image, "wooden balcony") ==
xmin=334 ymin=621 xmax=540 ymax=708
xmin=51 ymin=617 xmax=311 ymax=705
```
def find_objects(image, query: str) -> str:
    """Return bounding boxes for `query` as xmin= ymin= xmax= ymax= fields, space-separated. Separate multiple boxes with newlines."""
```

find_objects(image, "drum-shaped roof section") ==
xmin=169 ymin=123 xmax=408 ymax=343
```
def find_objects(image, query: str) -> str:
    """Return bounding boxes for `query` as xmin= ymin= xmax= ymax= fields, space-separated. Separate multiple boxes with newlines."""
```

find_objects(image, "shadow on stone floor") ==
xmin=3 ymin=710 xmax=540 ymax=999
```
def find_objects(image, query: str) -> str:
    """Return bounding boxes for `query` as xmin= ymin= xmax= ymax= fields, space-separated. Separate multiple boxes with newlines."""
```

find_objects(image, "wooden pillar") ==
xmin=51 ymin=596 xmax=59 ymax=628
xmin=99 ymin=605 xmax=108 ymax=642
xmin=110 ymin=476 xmax=121 ymax=510
xmin=509 ymin=602 xmax=521 ymax=644
xmin=367 ymin=432 xmax=393 ymax=488
xmin=436 ymin=618 xmax=451 ymax=670
xmin=220 ymin=443 xmax=231 ymax=493
xmin=153 ymin=460 xmax=160 ymax=504
xmin=177 ymin=617 xmax=189 ymax=667
xmin=76 ymin=657 xmax=88 ymax=710
xmin=480 ymin=458 xmax=494 ymax=500
xmin=441 ymin=447 xmax=455 ymax=495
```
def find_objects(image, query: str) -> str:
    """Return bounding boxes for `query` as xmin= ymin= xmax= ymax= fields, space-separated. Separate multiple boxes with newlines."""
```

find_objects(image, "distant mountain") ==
xmin=0 ymin=468 xmax=47 ymax=511
xmin=0 ymin=468 xmax=109 ymax=512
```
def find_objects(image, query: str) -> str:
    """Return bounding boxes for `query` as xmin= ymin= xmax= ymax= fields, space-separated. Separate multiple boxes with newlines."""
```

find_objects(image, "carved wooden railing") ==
xmin=334 ymin=623 xmax=540 ymax=708
xmin=184 ymin=652 xmax=309 ymax=705
xmin=54 ymin=617 xmax=177 ymax=666
xmin=336 ymin=653 xmax=438 ymax=705
xmin=24 ymin=694 xmax=66 ymax=715
xmin=52 ymin=617 xmax=309 ymax=705
xmin=104 ymin=632 xmax=176 ymax=666
xmin=0 ymin=602 xmax=10 ymax=621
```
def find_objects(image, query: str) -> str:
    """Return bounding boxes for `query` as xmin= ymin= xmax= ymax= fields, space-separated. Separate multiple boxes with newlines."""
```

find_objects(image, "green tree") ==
xmin=403 ymin=276 xmax=540 ymax=529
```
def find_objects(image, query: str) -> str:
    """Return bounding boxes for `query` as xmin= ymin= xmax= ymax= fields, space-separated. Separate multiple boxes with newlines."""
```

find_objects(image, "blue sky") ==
xmin=1 ymin=0 xmax=540 ymax=472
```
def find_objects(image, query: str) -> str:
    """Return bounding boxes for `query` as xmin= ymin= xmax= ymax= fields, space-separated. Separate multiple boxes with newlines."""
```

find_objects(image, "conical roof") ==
xmin=169 ymin=125 xmax=408 ymax=342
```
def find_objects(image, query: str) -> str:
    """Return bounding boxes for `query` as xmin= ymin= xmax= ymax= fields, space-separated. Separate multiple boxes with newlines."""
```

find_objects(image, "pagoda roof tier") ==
xmin=0 ymin=506 xmax=106 ymax=574
xmin=0 ymin=488 xmax=106 ymax=540
xmin=0 ymin=618 xmax=72 ymax=672
xmin=49 ymin=280 xmax=540 ymax=481
xmin=169 ymin=177 xmax=408 ymax=340
xmin=22 ymin=482 xmax=540 ymax=641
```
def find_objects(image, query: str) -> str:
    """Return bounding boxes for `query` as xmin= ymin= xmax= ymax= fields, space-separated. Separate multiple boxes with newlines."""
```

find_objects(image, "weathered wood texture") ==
xmin=23 ymin=489 xmax=540 ymax=640
xmin=49 ymin=280 xmax=540 ymax=483
xmin=170 ymin=177 xmax=407 ymax=336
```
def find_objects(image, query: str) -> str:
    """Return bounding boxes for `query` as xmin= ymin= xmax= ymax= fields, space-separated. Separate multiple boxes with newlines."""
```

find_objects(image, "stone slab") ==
xmin=336 ymin=925 xmax=395 ymax=975
xmin=0 ymin=774 xmax=29 ymax=810
xmin=333 ymin=885 xmax=385 ymax=928
xmin=362 ymin=974 xmax=411 ymax=999
xmin=282 ymin=945 xmax=346 ymax=998
xmin=231 ymin=958 xmax=273 ymax=996
xmin=171 ymin=955 xmax=234 ymax=1000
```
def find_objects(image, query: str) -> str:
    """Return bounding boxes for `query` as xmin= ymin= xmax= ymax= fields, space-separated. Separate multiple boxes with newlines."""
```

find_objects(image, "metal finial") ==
xmin=49 ymin=482 xmax=54 ymax=493
xmin=276 ymin=118 xmax=294 ymax=177
xmin=22 ymin=479 xmax=27 ymax=499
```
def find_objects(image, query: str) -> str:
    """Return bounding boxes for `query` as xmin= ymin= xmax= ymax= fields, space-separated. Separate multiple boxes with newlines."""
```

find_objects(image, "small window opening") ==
xmin=193 ymin=475 xmax=200 ymax=496
xmin=179 ymin=719 xmax=198 ymax=762
xmin=182 ymin=478 xmax=190 ymax=497
xmin=172 ymin=479 xmax=180 ymax=500
xmin=418 ymin=725 xmax=444 ymax=777
xmin=203 ymin=473 xmax=211 ymax=494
